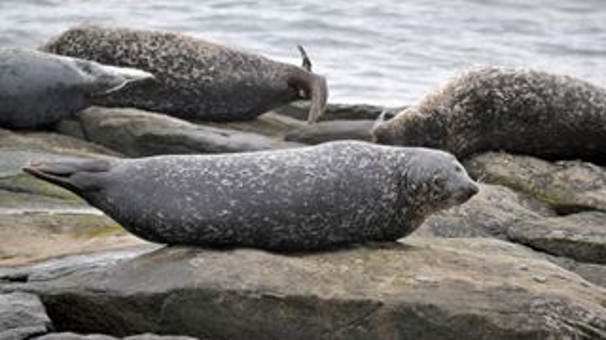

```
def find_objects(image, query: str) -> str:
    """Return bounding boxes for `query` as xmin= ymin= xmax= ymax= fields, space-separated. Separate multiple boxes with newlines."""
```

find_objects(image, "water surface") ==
xmin=1 ymin=0 xmax=605 ymax=106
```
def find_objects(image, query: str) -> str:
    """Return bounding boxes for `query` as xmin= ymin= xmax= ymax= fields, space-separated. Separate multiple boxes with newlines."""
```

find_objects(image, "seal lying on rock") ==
xmin=0 ymin=48 xmax=154 ymax=129
xmin=23 ymin=141 xmax=478 ymax=251
xmin=373 ymin=67 xmax=606 ymax=164
xmin=43 ymin=24 xmax=328 ymax=123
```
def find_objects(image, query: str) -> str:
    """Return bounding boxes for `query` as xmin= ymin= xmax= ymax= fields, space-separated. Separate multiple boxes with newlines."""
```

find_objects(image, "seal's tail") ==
xmin=22 ymin=158 xmax=111 ymax=193
xmin=290 ymin=46 xmax=328 ymax=123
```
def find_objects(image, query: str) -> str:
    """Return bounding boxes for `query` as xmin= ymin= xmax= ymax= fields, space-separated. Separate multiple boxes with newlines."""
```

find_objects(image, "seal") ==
xmin=0 ymin=48 xmax=154 ymax=129
xmin=23 ymin=141 xmax=478 ymax=251
xmin=42 ymin=24 xmax=328 ymax=123
xmin=372 ymin=66 xmax=606 ymax=164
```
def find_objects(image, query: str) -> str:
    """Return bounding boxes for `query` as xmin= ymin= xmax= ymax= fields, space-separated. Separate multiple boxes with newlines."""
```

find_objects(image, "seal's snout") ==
xmin=456 ymin=182 xmax=479 ymax=204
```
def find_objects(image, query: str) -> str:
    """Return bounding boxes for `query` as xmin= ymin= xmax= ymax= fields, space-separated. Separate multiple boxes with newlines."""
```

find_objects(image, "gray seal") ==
xmin=0 ymin=48 xmax=154 ymax=129
xmin=43 ymin=24 xmax=328 ymax=123
xmin=373 ymin=66 xmax=606 ymax=164
xmin=23 ymin=141 xmax=478 ymax=251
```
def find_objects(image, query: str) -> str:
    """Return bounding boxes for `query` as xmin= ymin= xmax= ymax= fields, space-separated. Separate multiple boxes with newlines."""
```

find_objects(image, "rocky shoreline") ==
xmin=1 ymin=103 xmax=605 ymax=339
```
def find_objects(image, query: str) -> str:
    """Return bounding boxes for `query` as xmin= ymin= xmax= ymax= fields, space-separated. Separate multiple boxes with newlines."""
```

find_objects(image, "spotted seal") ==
xmin=23 ymin=141 xmax=478 ymax=251
xmin=0 ymin=48 xmax=153 ymax=129
xmin=43 ymin=24 xmax=328 ymax=123
xmin=373 ymin=66 xmax=606 ymax=164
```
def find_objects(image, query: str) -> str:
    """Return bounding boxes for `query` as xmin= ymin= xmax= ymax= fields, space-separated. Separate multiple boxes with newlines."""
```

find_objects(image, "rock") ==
xmin=507 ymin=212 xmax=606 ymax=265
xmin=284 ymin=120 xmax=374 ymax=144
xmin=201 ymin=111 xmax=306 ymax=138
xmin=11 ymin=237 xmax=606 ymax=340
xmin=0 ymin=212 xmax=147 ymax=266
xmin=0 ymin=245 xmax=158 ymax=289
xmin=419 ymin=184 xmax=606 ymax=286
xmin=34 ymin=332 xmax=197 ymax=340
xmin=0 ymin=128 xmax=120 ymax=159
xmin=465 ymin=152 xmax=606 ymax=213
xmin=418 ymin=184 xmax=555 ymax=239
xmin=276 ymin=102 xmax=404 ymax=121
xmin=0 ymin=292 xmax=51 ymax=340
xmin=58 ymin=107 xmax=301 ymax=157
xmin=548 ymin=256 xmax=606 ymax=288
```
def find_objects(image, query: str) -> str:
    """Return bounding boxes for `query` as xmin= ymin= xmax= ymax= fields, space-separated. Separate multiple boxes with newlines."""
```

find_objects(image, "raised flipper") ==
xmin=69 ymin=57 xmax=155 ymax=96
xmin=297 ymin=45 xmax=312 ymax=72
xmin=288 ymin=64 xmax=328 ymax=124
xmin=22 ymin=158 xmax=111 ymax=194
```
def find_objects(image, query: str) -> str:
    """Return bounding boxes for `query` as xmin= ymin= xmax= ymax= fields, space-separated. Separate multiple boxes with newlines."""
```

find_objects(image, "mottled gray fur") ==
xmin=373 ymin=67 xmax=606 ymax=164
xmin=23 ymin=141 xmax=478 ymax=251
xmin=42 ymin=24 xmax=328 ymax=123
xmin=0 ymin=48 xmax=153 ymax=129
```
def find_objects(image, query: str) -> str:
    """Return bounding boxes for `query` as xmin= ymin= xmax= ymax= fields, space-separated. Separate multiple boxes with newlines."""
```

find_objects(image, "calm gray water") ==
xmin=1 ymin=0 xmax=605 ymax=106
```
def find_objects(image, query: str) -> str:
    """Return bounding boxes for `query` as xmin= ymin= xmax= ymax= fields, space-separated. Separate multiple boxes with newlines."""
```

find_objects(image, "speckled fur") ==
xmin=42 ymin=24 xmax=328 ymax=122
xmin=373 ymin=67 xmax=606 ymax=164
xmin=24 ymin=141 xmax=478 ymax=251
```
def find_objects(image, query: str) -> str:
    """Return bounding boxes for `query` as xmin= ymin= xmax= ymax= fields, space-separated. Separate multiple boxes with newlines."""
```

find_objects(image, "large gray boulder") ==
xmin=10 ymin=237 xmax=606 ymax=340
xmin=0 ymin=292 xmax=51 ymax=340
xmin=465 ymin=152 xmax=606 ymax=213
xmin=57 ymin=107 xmax=300 ymax=157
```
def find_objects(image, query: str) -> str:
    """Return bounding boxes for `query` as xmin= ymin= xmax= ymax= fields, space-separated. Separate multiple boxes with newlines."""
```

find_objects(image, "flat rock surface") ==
xmin=9 ymin=237 xmax=606 ymax=340
xmin=0 ymin=212 xmax=147 ymax=266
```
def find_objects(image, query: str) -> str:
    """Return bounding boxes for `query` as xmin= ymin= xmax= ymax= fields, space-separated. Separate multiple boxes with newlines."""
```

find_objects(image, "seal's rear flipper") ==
xmin=288 ymin=70 xmax=328 ymax=124
xmin=70 ymin=58 xmax=155 ymax=96
xmin=297 ymin=45 xmax=312 ymax=72
xmin=23 ymin=158 xmax=110 ymax=193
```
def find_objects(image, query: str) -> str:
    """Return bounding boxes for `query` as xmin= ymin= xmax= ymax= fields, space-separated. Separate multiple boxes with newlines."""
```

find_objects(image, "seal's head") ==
xmin=372 ymin=107 xmax=446 ymax=150
xmin=403 ymin=148 xmax=479 ymax=217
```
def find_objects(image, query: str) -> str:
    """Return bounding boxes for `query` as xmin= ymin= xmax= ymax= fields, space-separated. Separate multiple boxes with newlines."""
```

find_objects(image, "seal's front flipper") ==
xmin=23 ymin=158 xmax=111 ymax=193
xmin=72 ymin=58 xmax=155 ymax=96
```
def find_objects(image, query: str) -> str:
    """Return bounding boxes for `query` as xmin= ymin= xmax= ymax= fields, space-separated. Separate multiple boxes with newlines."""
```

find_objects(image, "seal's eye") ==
xmin=432 ymin=174 xmax=445 ymax=186
xmin=455 ymin=166 xmax=463 ymax=173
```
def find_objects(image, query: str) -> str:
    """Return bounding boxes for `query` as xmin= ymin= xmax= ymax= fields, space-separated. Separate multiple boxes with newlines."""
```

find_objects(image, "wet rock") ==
xmin=11 ymin=237 xmax=606 ymax=340
xmin=276 ymin=102 xmax=403 ymax=121
xmin=58 ymin=107 xmax=300 ymax=157
xmin=507 ymin=211 xmax=606 ymax=265
xmin=284 ymin=120 xmax=374 ymax=144
xmin=0 ymin=212 xmax=147 ymax=266
xmin=0 ymin=292 xmax=50 ymax=340
xmin=465 ymin=152 xmax=606 ymax=213
xmin=418 ymin=184 xmax=555 ymax=239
